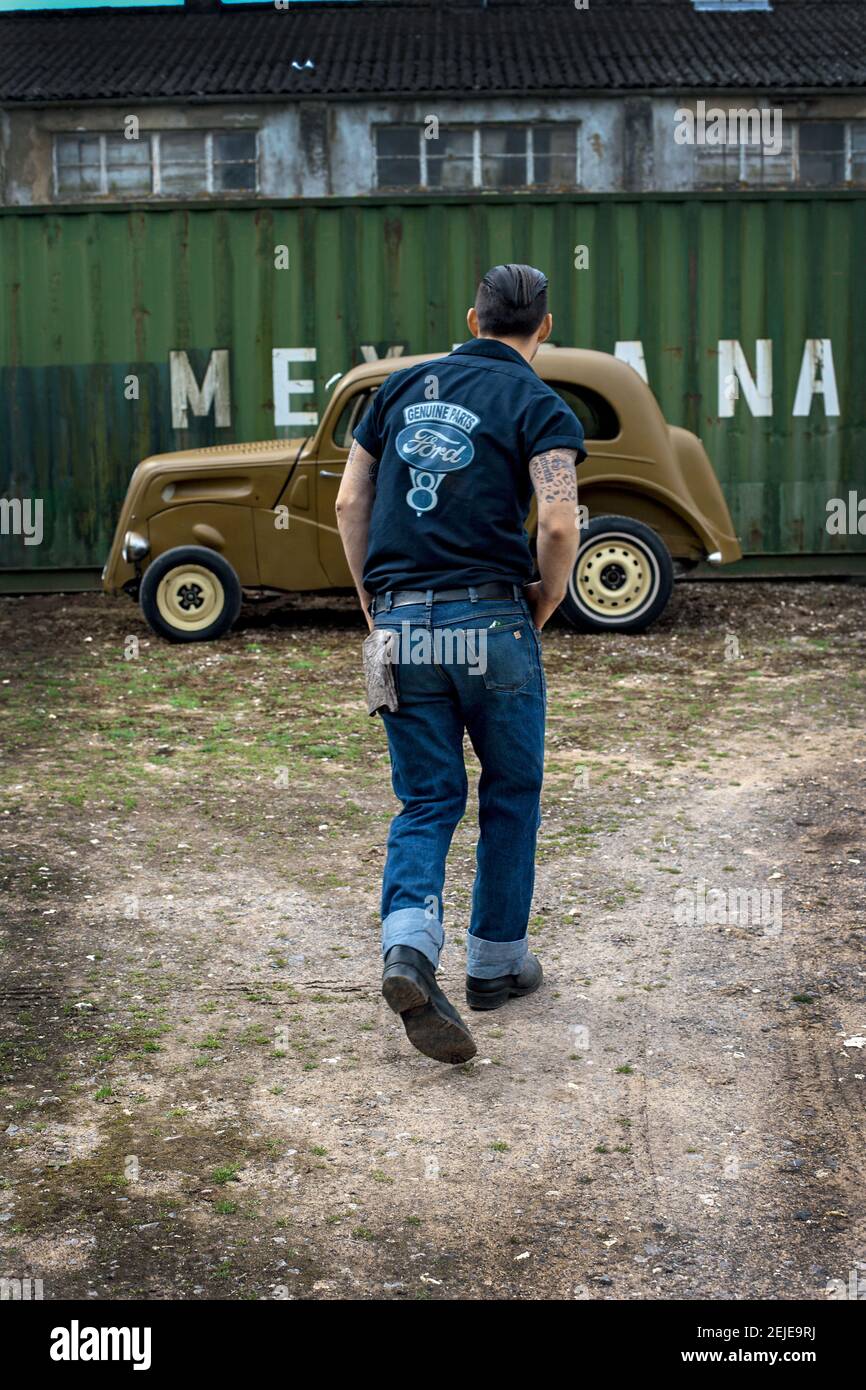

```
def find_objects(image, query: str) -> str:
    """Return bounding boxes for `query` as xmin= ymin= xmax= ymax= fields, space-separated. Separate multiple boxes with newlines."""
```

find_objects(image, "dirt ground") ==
xmin=0 ymin=580 xmax=864 ymax=1302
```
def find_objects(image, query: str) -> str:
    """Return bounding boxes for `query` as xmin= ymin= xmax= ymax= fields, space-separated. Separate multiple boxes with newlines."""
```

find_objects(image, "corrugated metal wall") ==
xmin=1 ymin=193 xmax=864 ymax=572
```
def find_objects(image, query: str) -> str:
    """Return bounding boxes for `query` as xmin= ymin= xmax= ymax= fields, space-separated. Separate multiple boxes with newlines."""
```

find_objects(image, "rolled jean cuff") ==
xmin=382 ymin=907 xmax=444 ymax=971
xmin=466 ymin=932 xmax=529 ymax=980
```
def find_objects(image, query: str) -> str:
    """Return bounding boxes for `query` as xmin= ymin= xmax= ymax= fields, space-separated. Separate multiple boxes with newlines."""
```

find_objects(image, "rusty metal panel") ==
xmin=1 ymin=194 xmax=864 ymax=572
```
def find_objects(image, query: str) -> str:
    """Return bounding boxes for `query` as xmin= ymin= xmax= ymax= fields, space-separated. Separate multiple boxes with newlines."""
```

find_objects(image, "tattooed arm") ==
xmin=525 ymin=447 xmax=580 ymax=630
xmin=335 ymin=439 xmax=379 ymax=631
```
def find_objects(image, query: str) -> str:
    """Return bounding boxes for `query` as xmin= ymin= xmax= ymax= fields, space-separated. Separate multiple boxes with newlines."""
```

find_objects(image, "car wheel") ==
xmin=139 ymin=546 xmax=242 ymax=643
xmin=560 ymin=515 xmax=674 ymax=634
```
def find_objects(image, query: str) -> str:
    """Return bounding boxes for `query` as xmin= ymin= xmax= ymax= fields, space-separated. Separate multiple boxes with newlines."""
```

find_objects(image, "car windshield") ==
xmin=332 ymin=386 xmax=379 ymax=449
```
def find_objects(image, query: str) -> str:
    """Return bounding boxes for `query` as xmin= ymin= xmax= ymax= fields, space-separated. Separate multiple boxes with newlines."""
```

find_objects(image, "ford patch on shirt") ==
xmin=395 ymin=401 xmax=481 ymax=513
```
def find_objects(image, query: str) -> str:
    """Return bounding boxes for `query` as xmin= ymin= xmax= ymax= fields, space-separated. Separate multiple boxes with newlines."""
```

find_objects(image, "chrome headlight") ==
xmin=122 ymin=530 xmax=150 ymax=563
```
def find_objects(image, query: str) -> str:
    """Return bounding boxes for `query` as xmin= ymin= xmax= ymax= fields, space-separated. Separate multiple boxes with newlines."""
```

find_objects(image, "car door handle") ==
xmin=320 ymin=469 xmax=344 ymax=478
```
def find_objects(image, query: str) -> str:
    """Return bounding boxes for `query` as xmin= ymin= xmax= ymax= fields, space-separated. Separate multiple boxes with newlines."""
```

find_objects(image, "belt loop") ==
xmin=424 ymin=589 xmax=434 ymax=626
xmin=468 ymin=585 xmax=478 ymax=603
xmin=385 ymin=589 xmax=394 ymax=613
xmin=512 ymin=583 xmax=520 ymax=601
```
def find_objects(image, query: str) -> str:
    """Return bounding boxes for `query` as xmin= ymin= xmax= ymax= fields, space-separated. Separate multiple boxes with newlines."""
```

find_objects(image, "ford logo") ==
xmin=395 ymin=423 xmax=474 ymax=472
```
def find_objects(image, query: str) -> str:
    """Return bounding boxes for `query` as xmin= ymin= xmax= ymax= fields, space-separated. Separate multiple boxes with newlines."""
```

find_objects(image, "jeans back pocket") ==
xmin=476 ymin=618 xmax=536 ymax=692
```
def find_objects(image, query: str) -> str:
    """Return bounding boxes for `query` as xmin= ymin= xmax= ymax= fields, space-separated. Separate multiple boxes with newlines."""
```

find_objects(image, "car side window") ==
xmin=331 ymin=386 xmax=379 ymax=450
xmin=550 ymin=382 xmax=619 ymax=441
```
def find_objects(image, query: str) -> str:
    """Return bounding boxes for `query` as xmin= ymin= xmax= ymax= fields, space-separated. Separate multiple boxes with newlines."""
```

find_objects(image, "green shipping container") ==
xmin=1 ymin=192 xmax=864 ymax=579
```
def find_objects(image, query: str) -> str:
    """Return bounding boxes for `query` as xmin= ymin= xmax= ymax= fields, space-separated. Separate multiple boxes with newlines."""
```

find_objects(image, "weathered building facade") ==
xmin=1 ymin=0 xmax=865 ymax=204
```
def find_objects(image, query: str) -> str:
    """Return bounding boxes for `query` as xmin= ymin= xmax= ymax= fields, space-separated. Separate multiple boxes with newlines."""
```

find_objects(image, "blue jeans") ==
xmin=373 ymin=591 xmax=546 ymax=980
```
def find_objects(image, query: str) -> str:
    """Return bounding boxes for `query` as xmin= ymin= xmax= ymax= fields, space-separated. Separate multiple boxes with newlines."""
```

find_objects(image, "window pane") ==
xmin=161 ymin=130 xmax=207 ymax=163
xmin=799 ymin=122 xmax=845 ymax=186
xmin=427 ymin=129 xmax=473 ymax=189
xmin=742 ymin=125 xmax=793 ymax=188
xmin=377 ymin=127 xmax=419 ymax=158
xmin=377 ymin=159 xmax=421 ymax=187
xmin=161 ymin=163 xmax=208 ymax=194
xmin=480 ymin=126 xmax=527 ymax=187
xmin=695 ymin=145 xmax=740 ymax=187
xmin=56 ymin=135 xmax=100 ymax=167
xmin=160 ymin=131 xmax=208 ymax=193
xmin=57 ymin=166 xmax=103 ymax=194
xmin=376 ymin=127 xmax=420 ymax=187
xmin=799 ymin=122 xmax=845 ymax=152
xmin=800 ymin=150 xmax=845 ymax=186
xmin=216 ymin=161 xmax=256 ymax=191
xmin=534 ymin=124 xmax=577 ymax=185
xmin=851 ymin=121 xmax=866 ymax=154
xmin=214 ymin=131 xmax=256 ymax=163
xmin=105 ymin=134 xmax=152 ymax=194
xmin=55 ymin=135 xmax=102 ymax=193
xmin=105 ymin=135 xmax=150 ymax=167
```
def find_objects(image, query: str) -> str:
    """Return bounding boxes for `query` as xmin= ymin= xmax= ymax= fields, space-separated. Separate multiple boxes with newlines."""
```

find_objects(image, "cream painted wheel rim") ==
xmin=573 ymin=536 xmax=657 ymax=619
xmin=155 ymin=564 xmax=225 ymax=632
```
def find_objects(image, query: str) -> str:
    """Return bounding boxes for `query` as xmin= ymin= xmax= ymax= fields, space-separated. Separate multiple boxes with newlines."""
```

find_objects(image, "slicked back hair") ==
xmin=474 ymin=263 xmax=549 ymax=338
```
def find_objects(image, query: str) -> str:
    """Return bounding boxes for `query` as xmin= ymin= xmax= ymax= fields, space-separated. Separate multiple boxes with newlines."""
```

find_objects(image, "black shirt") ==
xmin=354 ymin=338 xmax=586 ymax=594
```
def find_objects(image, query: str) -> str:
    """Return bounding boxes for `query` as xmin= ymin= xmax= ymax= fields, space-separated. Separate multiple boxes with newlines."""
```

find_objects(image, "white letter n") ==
xmin=717 ymin=340 xmax=773 ymax=418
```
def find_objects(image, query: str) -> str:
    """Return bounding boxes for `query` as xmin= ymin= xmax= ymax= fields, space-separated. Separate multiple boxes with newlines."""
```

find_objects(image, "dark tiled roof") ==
xmin=0 ymin=0 xmax=863 ymax=104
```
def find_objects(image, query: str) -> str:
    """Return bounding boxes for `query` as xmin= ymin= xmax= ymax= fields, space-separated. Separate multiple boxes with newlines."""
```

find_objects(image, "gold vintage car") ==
xmin=103 ymin=348 xmax=741 ymax=640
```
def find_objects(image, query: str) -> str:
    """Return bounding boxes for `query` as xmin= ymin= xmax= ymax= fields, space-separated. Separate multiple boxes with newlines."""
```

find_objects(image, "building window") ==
xmin=797 ymin=122 xmax=846 ymax=187
xmin=695 ymin=120 xmax=866 ymax=189
xmin=158 ymin=132 xmax=208 ymax=194
xmin=428 ymin=129 xmax=475 ymax=189
xmin=480 ymin=125 xmax=526 ymax=187
xmin=533 ymin=124 xmax=578 ymax=185
xmin=375 ymin=127 xmax=421 ymax=186
xmin=375 ymin=123 xmax=580 ymax=190
xmin=54 ymin=136 xmax=99 ymax=195
xmin=213 ymin=132 xmax=258 ymax=191
xmin=53 ymin=131 xmax=258 ymax=198
xmin=741 ymin=124 xmax=795 ymax=189
xmin=106 ymin=135 xmax=152 ymax=195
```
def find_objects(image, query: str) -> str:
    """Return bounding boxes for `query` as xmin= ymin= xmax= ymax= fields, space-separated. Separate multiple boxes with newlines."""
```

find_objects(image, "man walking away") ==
xmin=336 ymin=264 xmax=585 ymax=1063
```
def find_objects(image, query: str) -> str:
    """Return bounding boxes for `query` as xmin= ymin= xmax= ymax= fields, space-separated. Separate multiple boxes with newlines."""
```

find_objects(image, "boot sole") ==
xmin=383 ymin=967 xmax=477 ymax=1064
xmin=400 ymin=1002 xmax=477 ymax=1064
xmin=381 ymin=965 xmax=427 ymax=1015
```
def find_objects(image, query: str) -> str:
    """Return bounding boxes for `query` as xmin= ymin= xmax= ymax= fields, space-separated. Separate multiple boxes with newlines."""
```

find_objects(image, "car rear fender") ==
xmin=667 ymin=427 xmax=741 ymax=562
